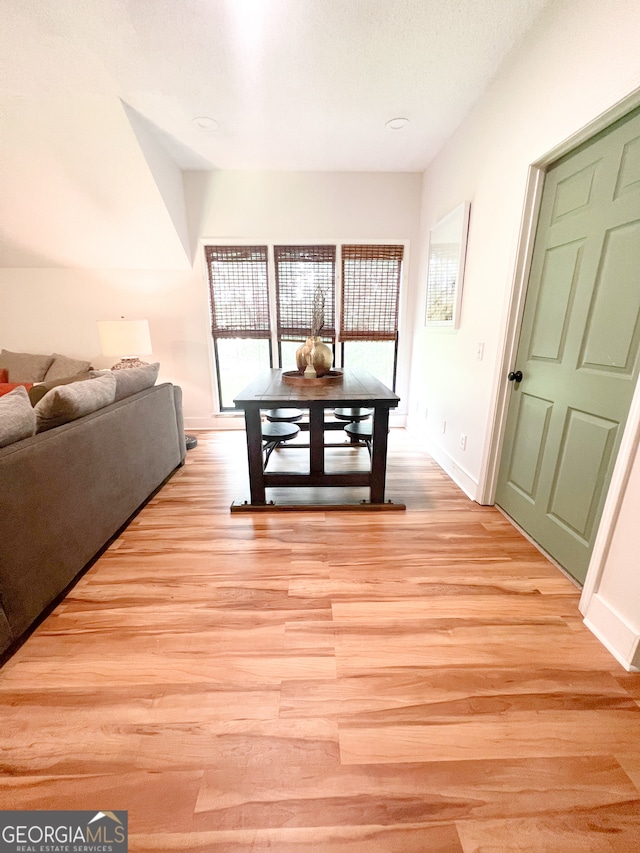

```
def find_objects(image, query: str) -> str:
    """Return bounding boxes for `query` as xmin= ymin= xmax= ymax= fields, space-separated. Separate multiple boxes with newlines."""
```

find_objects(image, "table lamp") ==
xmin=98 ymin=319 xmax=153 ymax=370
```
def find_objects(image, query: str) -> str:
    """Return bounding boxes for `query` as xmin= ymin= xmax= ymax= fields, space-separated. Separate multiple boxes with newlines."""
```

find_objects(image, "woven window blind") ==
xmin=205 ymin=245 xmax=271 ymax=339
xmin=340 ymin=244 xmax=403 ymax=340
xmin=425 ymin=243 xmax=458 ymax=324
xmin=274 ymin=245 xmax=336 ymax=341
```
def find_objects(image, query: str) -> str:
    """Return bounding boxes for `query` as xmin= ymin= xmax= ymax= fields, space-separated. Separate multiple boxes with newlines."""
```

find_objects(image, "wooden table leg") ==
xmin=309 ymin=407 xmax=325 ymax=476
xmin=370 ymin=407 xmax=390 ymax=503
xmin=245 ymin=407 xmax=266 ymax=504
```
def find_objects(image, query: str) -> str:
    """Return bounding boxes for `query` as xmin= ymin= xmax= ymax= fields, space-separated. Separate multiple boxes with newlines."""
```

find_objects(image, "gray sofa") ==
xmin=0 ymin=381 xmax=186 ymax=659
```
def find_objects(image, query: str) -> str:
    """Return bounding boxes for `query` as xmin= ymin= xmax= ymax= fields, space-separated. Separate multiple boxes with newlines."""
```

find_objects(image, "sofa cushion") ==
xmin=0 ymin=382 xmax=34 ymax=398
xmin=113 ymin=362 xmax=160 ymax=402
xmin=44 ymin=353 xmax=94 ymax=382
xmin=35 ymin=373 xmax=117 ymax=432
xmin=28 ymin=370 xmax=101 ymax=406
xmin=0 ymin=349 xmax=54 ymax=383
xmin=0 ymin=386 xmax=37 ymax=448
xmin=0 ymin=368 xmax=7 ymax=383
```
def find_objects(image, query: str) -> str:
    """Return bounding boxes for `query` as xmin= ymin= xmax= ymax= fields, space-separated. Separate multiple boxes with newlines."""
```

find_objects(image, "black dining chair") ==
xmin=333 ymin=407 xmax=373 ymax=422
xmin=262 ymin=420 xmax=300 ymax=469
xmin=264 ymin=408 xmax=304 ymax=423
xmin=343 ymin=420 xmax=373 ymax=456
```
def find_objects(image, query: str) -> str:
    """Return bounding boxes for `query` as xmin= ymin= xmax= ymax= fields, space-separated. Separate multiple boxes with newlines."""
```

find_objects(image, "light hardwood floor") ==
xmin=1 ymin=429 xmax=640 ymax=852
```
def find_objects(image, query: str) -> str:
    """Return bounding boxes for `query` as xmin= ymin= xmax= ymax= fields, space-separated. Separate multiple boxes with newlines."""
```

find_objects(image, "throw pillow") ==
xmin=35 ymin=373 xmax=117 ymax=432
xmin=44 ymin=353 xmax=94 ymax=382
xmin=113 ymin=362 xmax=160 ymax=402
xmin=0 ymin=382 xmax=34 ymax=398
xmin=0 ymin=369 xmax=7 ymax=383
xmin=28 ymin=370 xmax=101 ymax=406
xmin=0 ymin=386 xmax=37 ymax=448
xmin=0 ymin=349 xmax=55 ymax=383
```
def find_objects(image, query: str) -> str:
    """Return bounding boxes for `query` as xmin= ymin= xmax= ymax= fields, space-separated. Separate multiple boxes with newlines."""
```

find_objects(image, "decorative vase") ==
xmin=295 ymin=336 xmax=333 ymax=377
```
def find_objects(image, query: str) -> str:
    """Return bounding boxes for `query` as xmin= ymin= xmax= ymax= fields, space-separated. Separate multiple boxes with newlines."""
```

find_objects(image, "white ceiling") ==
xmin=0 ymin=0 xmax=554 ymax=268
xmin=1 ymin=0 xmax=553 ymax=173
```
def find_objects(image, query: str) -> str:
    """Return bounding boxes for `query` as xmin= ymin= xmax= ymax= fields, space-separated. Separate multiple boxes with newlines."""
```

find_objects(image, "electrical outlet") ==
xmin=476 ymin=342 xmax=484 ymax=361
xmin=459 ymin=433 xmax=467 ymax=450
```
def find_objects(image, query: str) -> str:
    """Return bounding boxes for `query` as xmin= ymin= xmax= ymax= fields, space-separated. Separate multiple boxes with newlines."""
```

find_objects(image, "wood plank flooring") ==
xmin=1 ymin=429 xmax=640 ymax=852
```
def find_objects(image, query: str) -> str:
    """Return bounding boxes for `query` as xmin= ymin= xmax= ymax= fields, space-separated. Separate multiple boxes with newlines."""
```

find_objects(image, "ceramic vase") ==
xmin=295 ymin=336 xmax=333 ymax=377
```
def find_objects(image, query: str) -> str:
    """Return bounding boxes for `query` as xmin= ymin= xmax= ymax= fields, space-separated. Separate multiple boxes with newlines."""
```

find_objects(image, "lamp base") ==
xmin=111 ymin=358 xmax=149 ymax=370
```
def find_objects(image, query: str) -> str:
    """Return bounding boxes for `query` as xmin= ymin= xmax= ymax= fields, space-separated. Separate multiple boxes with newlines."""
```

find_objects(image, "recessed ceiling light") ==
xmin=385 ymin=117 xmax=410 ymax=132
xmin=193 ymin=116 xmax=218 ymax=131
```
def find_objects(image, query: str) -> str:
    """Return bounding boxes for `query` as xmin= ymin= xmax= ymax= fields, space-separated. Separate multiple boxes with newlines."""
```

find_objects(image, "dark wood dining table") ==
xmin=232 ymin=367 xmax=404 ymax=511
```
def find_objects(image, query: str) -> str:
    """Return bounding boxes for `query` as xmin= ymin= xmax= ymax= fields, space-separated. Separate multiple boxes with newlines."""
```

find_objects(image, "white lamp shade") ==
xmin=98 ymin=320 xmax=152 ymax=357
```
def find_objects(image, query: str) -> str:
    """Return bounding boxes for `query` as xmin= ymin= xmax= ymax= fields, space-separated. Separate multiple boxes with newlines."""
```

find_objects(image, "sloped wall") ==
xmin=0 ymin=97 xmax=191 ymax=269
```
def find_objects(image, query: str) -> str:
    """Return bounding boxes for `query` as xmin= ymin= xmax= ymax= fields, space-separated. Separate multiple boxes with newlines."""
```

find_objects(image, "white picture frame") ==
xmin=424 ymin=201 xmax=471 ymax=329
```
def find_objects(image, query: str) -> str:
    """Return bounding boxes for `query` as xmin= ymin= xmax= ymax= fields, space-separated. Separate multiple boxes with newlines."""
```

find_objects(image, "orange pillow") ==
xmin=0 ymin=382 xmax=33 ymax=397
xmin=0 ymin=369 xmax=8 ymax=383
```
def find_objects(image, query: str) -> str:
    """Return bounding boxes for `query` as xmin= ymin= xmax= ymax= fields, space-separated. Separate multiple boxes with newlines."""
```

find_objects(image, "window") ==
xmin=341 ymin=244 xmax=402 ymax=390
xmin=205 ymin=243 xmax=404 ymax=410
xmin=274 ymin=245 xmax=337 ymax=371
xmin=205 ymin=245 xmax=272 ymax=408
xmin=274 ymin=245 xmax=336 ymax=342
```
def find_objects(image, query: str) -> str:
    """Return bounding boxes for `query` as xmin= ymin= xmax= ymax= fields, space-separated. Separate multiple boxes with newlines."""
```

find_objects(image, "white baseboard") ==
xmin=184 ymin=415 xmax=245 ymax=430
xmin=583 ymin=593 xmax=640 ymax=672
xmin=405 ymin=422 xmax=478 ymax=500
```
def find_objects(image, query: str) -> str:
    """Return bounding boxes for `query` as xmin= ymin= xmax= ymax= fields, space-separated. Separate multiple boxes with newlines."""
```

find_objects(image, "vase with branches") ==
xmin=295 ymin=285 xmax=333 ymax=377
xmin=310 ymin=285 xmax=325 ymax=337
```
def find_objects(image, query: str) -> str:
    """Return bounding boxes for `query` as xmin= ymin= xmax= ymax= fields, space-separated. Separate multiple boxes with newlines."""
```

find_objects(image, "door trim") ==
xmin=478 ymin=163 xmax=545 ymax=505
xmin=579 ymin=371 xmax=640 ymax=607
xmin=481 ymin=89 xmax=640 ymax=609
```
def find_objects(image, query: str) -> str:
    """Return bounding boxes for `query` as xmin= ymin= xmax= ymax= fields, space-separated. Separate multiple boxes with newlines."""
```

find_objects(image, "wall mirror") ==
xmin=424 ymin=201 xmax=470 ymax=329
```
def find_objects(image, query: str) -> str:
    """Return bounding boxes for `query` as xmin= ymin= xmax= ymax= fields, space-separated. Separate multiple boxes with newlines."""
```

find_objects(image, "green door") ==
xmin=496 ymin=106 xmax=640 ymax=585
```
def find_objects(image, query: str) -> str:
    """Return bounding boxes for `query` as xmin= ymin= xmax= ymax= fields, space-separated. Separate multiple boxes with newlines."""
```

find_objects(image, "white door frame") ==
xmin=479 ymin=89 xmax=640 ymax=616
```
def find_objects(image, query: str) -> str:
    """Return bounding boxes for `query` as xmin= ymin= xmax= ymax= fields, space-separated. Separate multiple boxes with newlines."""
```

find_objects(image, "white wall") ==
xmin=406 ymin=0 xmax=640 ymax=667
xmin=0 ymin=170 xmax=422 ymax=427
xmin=0 ymin=267 xmax=215 ymax=418
xmin=582 ymin=437 xmax=640 ymax=671
xmin=597 ymin=448 xmax=640 ymax=634
xmin=408 ymin=0 xmax=640 ymax=499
